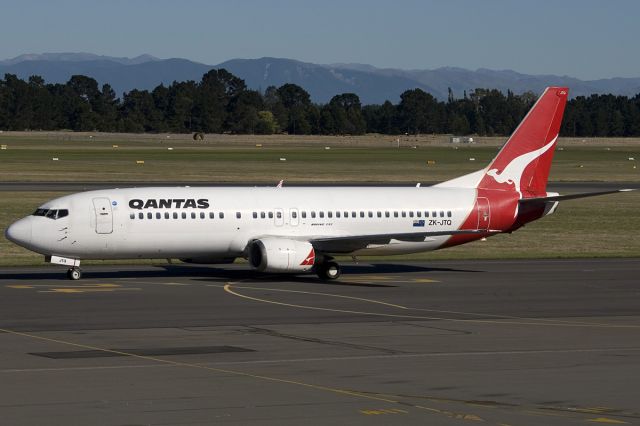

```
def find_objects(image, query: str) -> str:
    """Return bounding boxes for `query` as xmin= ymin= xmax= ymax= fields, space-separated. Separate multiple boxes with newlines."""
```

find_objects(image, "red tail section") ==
xmin=478 ymin=87 xmax=568 ymax=198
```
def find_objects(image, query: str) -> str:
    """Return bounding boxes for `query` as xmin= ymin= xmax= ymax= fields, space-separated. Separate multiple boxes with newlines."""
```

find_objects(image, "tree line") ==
xmin=1 ymin=70 xmax=639 ymax=137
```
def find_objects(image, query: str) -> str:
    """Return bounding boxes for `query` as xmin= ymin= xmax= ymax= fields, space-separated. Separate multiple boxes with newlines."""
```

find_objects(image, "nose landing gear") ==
xmin=66 ymin=267 xmax=82 ymax=280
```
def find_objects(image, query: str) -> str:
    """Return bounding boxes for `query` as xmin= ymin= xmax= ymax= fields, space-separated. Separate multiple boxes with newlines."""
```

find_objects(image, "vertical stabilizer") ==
xmin=478 ymin=87 xmax=568 ymax=197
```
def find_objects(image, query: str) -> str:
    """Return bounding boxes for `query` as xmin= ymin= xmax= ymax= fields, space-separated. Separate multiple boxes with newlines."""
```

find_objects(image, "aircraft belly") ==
xmin=72 ymin=231 xmax=236 ymax=260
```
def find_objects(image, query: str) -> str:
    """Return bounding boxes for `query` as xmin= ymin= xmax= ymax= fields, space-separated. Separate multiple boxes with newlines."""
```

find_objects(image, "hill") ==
xmin=1 ymin=53 xmax=639 ymax=103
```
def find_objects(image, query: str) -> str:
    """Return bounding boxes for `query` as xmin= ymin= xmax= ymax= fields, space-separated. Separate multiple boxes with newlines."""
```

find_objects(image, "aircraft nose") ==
xmin=5 ymin=217 xmax=32 ymax=246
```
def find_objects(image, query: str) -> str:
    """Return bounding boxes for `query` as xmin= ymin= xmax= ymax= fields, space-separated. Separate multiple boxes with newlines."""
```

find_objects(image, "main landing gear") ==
xmin=66 ymin=267 xmax=82 ymax=281
xmin=315 ymin=257 xmax=341 ymax=280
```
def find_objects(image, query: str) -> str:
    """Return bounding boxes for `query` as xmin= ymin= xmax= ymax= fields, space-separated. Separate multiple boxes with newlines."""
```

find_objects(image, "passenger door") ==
xmin=93 ymin=197 xmax=113 ymax=234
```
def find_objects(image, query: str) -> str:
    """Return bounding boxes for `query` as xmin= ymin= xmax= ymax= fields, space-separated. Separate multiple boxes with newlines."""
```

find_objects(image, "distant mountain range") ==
xmin=1 ymin=52 xmax=639 ymax=104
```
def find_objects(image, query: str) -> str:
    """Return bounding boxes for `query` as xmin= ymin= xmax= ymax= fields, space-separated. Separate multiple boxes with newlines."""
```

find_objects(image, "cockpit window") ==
xmin=32 ymin=208 xmax=69 ymax=220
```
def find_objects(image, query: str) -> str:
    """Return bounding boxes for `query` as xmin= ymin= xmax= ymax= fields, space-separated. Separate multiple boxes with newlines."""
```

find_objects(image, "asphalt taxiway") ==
xmin=1 ymin=259 xmax=639 ymax=425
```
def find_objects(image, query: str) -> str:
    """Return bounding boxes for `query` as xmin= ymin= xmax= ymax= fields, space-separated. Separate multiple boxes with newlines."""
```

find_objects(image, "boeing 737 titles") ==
xmin=5 ymin=87 xmax=633 ymax=280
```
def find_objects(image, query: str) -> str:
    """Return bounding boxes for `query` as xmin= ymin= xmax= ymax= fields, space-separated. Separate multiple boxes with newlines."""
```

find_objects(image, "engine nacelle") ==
xmin=248 ymin=238 xmax=315 ymax=273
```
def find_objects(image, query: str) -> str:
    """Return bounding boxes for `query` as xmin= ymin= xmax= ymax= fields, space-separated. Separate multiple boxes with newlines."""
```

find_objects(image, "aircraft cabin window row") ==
xmin=129 ymin=211 xmax=226 ymax=220
xmin=128 ymin=210 xmax=452 ymax=220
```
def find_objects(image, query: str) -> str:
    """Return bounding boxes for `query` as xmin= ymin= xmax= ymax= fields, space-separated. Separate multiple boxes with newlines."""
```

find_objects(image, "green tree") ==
xmin=255 ymin=110 xmax=279 ymax=134
xmin=398 ymin=89 xmax=441 ymax=134
xmin=226 ymin=90 xmax=263 ymax=133
xmin=277 ymin=84 xmax=313 ymax=134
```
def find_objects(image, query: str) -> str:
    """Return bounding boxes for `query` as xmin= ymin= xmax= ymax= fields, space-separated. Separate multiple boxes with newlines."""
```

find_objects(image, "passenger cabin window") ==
xmin=417 ymin=211 xmax=422 ymax=217
xmin=130 ymin=213 xmax=135 ymax=219
xmin=209 ymin=212 xmax=215 ymax=219
xmin=261 ymin=212 xmax=266 ymax=219
xmin=351 ymin=211 xmax=356 ymax=218
xmin=401 ymin=212 xmax=407 ymax=218
xmin=327 ymin=211 xmax=332 ymax=218
xmin=385 ymin=212 xmax=390 ymax=218
xmin=253 ymin=212 xmax=258 ymax=219
xmin=447 ymin=211 xmax=452 ymax=217
xmin=147 ymin=212 xmax=153 ymax=219
xmin=200 ymin=212 xmax=205 ymax=219
xmin=156 ymin=212 xmax=161 ymax=219
xmin=440 ymin=211 xmax=444 ymax=218
xmin=319 ymin=211 xmax=324 ymax=218
xmin=182 ymin=212 xmax=187 ymax=219
xmin=311 ymin=211 xmax=316 ymax=218
xmin=394 ymin=212 xmax=399 ymax=218
xmin=301 ymin=211 xmax=307 ymax=218
xmin=360 ymin=211 xmax=365 ymax=218
xmin=175 ymin=212 xmax=179 ymax=219
xmin=292 ymin=211 xmax=298 ymax=219
xmin=268 ymin=212 xmax=274 ymax=219
xmin=236 ymin=212 xmax=241 ymax=219
xmin=219 ymin=212 xmax=224 ymax=219
xmin=139 ymin=212 xmax=144 ymax=219
xmin=368 ymin=211 xmax=373 ymax=218
xmin=277 ymin=211 xmax=282 ymax=219
xmin=409 ymin=211 xmax=414 ymax=218
xmin=336 ymin=211 xmax=341 ymax=218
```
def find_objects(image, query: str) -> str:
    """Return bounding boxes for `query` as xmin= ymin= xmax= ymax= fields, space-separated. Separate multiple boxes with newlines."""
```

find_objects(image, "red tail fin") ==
xmin=478 ymin=87 xmax=568 ymax=197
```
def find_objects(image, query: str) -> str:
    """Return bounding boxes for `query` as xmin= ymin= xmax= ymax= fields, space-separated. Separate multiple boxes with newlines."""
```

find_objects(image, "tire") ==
xmin=317 ymin=261 xmax=341 ymax=280
xmin=68 ymin=268 xmax=82 ymax=280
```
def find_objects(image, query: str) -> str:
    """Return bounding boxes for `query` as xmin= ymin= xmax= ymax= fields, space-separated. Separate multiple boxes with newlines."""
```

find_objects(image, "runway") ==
xmin=1 ymin=259 xmax=639 ymax=425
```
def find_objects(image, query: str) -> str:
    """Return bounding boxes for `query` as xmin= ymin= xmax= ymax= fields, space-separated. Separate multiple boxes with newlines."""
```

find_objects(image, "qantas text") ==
xmin=129 ymin=199 xmax=210 ymax=209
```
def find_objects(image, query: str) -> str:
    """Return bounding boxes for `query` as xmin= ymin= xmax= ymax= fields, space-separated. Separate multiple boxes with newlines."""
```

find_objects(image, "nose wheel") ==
xmin=66 ymin=267 xmax=82 ymax=280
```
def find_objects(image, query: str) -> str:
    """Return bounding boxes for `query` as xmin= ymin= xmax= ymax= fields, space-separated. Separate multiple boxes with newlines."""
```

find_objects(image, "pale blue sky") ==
xmin=1 ymin=0 xmax=637 ymax=79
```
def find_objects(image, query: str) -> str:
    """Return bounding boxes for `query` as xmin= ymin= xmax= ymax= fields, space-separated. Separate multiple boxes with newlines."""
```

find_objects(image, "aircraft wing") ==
xmin=310 ymin=229 xmax=491 ymax=253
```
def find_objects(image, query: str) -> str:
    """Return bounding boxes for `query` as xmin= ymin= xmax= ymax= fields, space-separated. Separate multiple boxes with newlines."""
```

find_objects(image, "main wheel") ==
xmin=67 ymin=268 xmax=82 ymax=280
xmin=317 ymin=261 xmax=341 ymax=280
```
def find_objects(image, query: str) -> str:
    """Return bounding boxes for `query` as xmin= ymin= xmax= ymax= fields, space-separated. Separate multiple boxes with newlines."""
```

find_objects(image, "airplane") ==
xmin=5 ymin=87 xmax=633 ymax=280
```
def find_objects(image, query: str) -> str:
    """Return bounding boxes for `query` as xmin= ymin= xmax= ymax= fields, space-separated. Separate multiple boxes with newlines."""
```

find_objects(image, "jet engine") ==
xmin=248 ymin=237 xmax=315 ymax=273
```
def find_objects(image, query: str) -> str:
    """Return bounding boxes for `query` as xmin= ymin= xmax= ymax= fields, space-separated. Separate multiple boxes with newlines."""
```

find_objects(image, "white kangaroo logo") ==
xmin=486 ymin=136 xmax=557 ymax=198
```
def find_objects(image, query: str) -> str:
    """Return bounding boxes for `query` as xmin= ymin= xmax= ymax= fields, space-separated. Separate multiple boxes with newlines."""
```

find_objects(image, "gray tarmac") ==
xmin=1 ymin=258 xmax=639 ymax=425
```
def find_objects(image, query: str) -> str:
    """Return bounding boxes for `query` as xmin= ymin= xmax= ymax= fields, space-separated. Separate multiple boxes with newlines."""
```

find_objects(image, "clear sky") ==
xmin=1 ymin=0 xmax=637 ymax=80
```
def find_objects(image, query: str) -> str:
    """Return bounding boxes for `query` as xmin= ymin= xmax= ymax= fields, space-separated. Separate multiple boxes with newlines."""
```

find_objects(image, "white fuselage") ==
xmin=14 ymin=186 xmax=478 ymax=260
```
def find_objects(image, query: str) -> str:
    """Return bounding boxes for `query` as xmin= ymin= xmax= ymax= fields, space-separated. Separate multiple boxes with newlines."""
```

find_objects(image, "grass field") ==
xmin=1 ymin=133 xmax=638 ymax=183
xmin=0 ymin=132 xmax=638 ymax=266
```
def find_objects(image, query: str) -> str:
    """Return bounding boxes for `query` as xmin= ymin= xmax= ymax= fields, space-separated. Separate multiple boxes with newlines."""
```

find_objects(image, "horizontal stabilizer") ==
xmin=519 ymin=189 xmax=635 ymax=204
